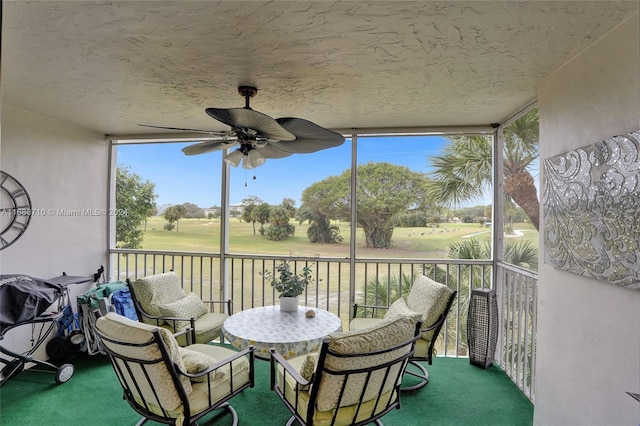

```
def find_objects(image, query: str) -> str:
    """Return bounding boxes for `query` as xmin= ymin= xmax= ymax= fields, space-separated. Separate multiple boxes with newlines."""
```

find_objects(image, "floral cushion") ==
xmin=315 ymin=315 xmax=418 ymax=412
xmin=179 ymin=346 xmax=224 ymax=382
xmin=297 ymin=353 xmax=318 ymax=391
xmin=131 ymin=272 xmax=187 ymax=325
xmin=404 ymin=274 xmax=454 ymax=341
xmin=95 ymin=312 xmax=192 ymax=410
xmin=300 ymin=353 xmax=317 ymax=381
xmin=159 ymin=293 xmax=209 ymax=331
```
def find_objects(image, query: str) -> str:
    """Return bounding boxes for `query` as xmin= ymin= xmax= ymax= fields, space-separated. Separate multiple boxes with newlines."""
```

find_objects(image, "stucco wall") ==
xmin=536 ymin=12 xmax=640 ymax=426
xmin=0 ymin=105 xmax=109 ymax=355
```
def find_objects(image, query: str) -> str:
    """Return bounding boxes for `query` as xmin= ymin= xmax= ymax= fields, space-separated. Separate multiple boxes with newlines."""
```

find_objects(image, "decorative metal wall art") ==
xmin=543 ymin=130 xmax=640 ymax=291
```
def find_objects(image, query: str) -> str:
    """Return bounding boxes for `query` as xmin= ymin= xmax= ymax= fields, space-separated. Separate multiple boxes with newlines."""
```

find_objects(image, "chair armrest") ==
xmin=179 ymin=346 xmax=256 ymax=385
xmin=134 ymin=308 xmax=169 ymax=325
xmin=269 ymin=349 xmax=311 ymax=390
xmin=172 ymin=326 xmax=195 ymax=345
xmin=352 ymin=303 xmax=390 ymax=319
xmin=420 ymin=313 xmax=446 ymax=333
xmin=133 ymin=307 xmax=198 ymax=345
xmin=160 ymin=316 xmax=198 ymax=344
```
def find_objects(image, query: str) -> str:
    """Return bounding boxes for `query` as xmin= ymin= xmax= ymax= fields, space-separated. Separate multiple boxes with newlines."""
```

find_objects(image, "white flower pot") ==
xmin=279 ymin=297 xmax=299 ymax=312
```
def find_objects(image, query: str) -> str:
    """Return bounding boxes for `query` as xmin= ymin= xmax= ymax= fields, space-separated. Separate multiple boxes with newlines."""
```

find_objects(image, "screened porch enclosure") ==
xmin=110 ymin=116 xmax=540 ymax=403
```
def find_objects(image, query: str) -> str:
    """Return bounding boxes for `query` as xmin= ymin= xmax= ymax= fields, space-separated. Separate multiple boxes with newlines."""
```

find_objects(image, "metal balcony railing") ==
xmin=495 ymin=261 xmax=538 ymax=402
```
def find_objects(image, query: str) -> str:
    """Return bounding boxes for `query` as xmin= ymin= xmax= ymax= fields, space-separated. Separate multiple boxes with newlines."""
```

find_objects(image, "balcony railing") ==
xmin=495 ymin=261 xmax=538 ymax=402
xmin=110 ymin=249 xmax=537 ymax=401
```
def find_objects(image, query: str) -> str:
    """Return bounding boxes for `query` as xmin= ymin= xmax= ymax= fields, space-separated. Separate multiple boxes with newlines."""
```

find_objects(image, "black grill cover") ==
xmin=0 ymin=275 xmax=63 ymax=334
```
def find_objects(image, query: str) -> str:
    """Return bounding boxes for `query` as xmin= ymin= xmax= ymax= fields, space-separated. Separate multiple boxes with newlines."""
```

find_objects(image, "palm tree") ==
xmin=448 ymin=238 xmax=538 ymax=270
xmin=426 ymin=109 xmax=540 ymax=230
xmin=297 ymin=205 xmax=343 ymax=244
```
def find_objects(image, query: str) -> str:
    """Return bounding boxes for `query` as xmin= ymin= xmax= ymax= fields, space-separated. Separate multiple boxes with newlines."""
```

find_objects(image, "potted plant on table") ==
xmin=265 ymin=260 xmax=313 ymax=312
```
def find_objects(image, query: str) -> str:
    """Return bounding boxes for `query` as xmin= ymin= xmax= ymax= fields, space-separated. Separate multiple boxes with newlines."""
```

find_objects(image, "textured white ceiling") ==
xmin=3 ymin=1 xmax=638 ymax=136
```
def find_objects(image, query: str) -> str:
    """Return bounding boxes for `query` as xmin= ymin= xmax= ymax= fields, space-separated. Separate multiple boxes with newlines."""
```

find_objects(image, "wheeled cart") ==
xmin=0 ymin=272 xmax=96 ymax=387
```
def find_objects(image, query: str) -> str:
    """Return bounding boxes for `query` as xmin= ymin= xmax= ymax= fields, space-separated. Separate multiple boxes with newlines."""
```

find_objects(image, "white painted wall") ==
xmin=536 ymin=13 xmax=640 ymax=426
xmin=0 ymin=105 xmax=109 ymax=357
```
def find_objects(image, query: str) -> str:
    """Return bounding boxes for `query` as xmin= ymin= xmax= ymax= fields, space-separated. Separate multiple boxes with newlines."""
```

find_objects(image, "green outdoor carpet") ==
xmin=0 ymin=351 xmax=532 ymax=425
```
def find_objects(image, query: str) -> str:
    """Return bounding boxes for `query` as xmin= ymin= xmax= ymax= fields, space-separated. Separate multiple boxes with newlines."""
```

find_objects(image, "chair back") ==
xmin=127 ymin=272 xmax=186 ymax=325
xmin=309 ymin=315 xmax=421 ymax=424
xmin=403 ymin=274 xmax=455 ymax=341
xmin=126 ymin=279 xmax=149 ymax=325
xmin=95 ymin=312 xmax=192 ymax=422
xmin=421 ymin=289 xmax=457 ymax=363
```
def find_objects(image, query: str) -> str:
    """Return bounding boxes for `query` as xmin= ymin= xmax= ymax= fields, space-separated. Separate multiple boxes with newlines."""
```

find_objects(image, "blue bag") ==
xmin=77 ymin=281 xmax=127 ymax=309
xmin=110 ymin=288 xmax=138 ymax=321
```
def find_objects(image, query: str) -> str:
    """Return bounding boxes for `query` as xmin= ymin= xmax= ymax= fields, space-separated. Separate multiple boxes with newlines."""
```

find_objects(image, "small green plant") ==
xmin=265 ymin=260 xmax=313 ymax=298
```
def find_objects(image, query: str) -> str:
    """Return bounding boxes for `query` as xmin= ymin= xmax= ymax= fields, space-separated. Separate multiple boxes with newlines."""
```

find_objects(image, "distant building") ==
xmin=202 ymin=207 xmax=220 ymax=217
xmin=229 ymin=203 xmax=246 ymax=214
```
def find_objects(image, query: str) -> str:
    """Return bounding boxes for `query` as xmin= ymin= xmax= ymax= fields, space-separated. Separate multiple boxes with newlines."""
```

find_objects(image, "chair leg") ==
xmin=401 ymin=360 xmax=429 ymax=392
xmin=203 ymin=402 xmax=239 ymax=426
xmin=224 ymin=402 xmax=239 ymax=426
xmin=135 ymin=417 xmax=148 ymax=426
xmin=285 ymin=415 xmax=297 ymax=426
xmin=192 ymin=403 xmax=239 ymax=426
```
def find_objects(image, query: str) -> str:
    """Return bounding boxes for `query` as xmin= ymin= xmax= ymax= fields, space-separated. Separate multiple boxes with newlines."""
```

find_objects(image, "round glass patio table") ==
xmin=222 ymin=305 xmax=343 ymax=359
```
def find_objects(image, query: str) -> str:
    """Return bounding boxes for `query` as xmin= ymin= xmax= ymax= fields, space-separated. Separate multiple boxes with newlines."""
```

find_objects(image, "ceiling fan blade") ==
xmin=182 ymin=140 xmax=239 ymax=156
xmin=255 ymin=144 xmax=295 ymax=159
xmin=206 ymin=108 xmax=296 ymax=141
xmin=138 ymin=124 xmax=230 ymax=137
xmin=273 ymin=117 xmax=345 ymax=153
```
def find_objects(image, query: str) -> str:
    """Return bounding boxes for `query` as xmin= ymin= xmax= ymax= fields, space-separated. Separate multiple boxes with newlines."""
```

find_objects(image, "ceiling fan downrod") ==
xmin=238 ymin=86 xmax=257 ymax=110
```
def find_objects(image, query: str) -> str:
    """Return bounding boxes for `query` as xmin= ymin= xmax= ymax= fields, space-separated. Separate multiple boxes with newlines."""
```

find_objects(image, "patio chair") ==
xmin=270 ymin=314 xmax=422 ymax=426
xmin=95 ymin=312 xmax=255 ymax=426
xmin=351 ymin=274 xmax=457 ymax=391
xmin=127 ymin=272 xmax=230 ymax=346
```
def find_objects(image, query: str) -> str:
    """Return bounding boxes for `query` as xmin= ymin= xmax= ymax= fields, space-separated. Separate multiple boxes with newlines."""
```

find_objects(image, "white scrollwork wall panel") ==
xmin=543 ymin=130 xmax=640 ymax=291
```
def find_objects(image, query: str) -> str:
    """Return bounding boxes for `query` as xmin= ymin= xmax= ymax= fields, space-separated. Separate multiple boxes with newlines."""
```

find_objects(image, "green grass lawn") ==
xmin=140 ymin=216 xmax=539 ymax=260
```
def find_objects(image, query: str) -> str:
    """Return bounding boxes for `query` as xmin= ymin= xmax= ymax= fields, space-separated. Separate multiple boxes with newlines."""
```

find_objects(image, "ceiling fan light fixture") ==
xmin=224 ymin=149 xmax=243 ymax=167
xmin=220 ymin=138 xmax=237 ymax=147
xmin=244 ymin=148 xmax=266 ymax=169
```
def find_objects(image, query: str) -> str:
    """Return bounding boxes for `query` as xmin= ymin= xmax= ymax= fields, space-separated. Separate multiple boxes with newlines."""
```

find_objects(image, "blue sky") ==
xmin=117 ymin=135 xmax=455 ymax=208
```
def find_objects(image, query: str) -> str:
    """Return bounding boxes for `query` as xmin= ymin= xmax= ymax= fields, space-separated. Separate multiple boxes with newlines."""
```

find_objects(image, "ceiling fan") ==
xmin=141 ymin=86 xmax=345 ymax=169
